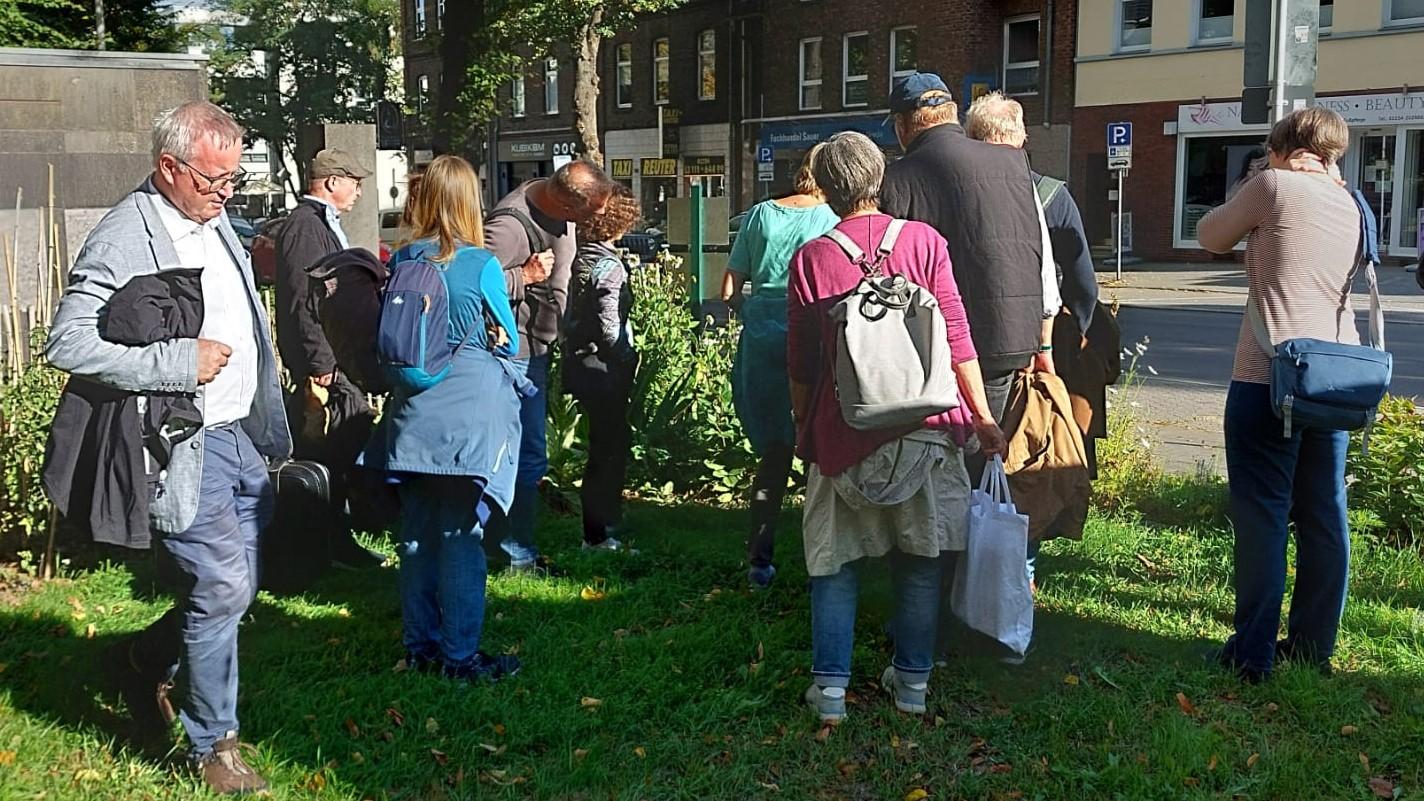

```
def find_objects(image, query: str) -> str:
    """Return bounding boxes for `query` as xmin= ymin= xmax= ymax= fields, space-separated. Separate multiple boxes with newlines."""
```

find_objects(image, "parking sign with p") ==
xmin=1107 ymin=122 xmax=1132 ymax=170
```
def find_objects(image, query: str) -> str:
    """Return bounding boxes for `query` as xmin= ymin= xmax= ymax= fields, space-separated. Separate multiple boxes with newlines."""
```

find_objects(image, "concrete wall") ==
xmin=300 ymin=123 xmax=381 ymax=253
xmin=0 ymin=47 xmax=208 ymax=315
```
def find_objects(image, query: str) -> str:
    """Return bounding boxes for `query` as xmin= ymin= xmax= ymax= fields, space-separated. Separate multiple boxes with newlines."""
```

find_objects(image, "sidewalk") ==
xmin=1098 ymin=261 xmax=1424 ymax=314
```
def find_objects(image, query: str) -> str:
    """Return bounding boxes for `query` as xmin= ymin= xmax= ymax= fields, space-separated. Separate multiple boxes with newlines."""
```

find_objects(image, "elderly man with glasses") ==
xmin=47 ymin=100 xmax=290 ymax=794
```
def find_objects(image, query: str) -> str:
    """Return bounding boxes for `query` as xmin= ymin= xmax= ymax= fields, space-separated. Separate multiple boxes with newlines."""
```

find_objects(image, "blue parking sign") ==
xmin=1107 ymin=122 xmax=1132 ymax=147
xmin=757 ymin=146 xmax=774 ymax=164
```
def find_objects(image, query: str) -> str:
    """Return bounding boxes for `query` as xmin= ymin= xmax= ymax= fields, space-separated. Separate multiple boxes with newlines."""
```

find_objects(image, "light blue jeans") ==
xmin=811 ymin=551 xmax=940 ymax=688
xmin=396 ymin=476 xmax=493 ymax=668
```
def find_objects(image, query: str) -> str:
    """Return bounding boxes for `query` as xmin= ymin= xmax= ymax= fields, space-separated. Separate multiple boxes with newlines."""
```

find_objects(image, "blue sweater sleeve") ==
xmin=479 ymin=251 xmax=520 ymax=357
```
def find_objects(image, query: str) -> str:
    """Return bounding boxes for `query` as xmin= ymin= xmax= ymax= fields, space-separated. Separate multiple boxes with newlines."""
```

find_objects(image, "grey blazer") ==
xmin=47 ymin=179 xmax=292 ymax=535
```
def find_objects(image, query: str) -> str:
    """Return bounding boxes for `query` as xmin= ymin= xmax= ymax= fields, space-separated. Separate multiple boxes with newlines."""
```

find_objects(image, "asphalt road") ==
xmin=1113 ymin=303 xmax=1424 ymax=474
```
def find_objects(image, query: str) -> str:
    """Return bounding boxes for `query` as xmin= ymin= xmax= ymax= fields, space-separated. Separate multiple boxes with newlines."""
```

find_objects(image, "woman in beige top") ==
xmin=1197 ymin=107 xmax=1362 ymax=684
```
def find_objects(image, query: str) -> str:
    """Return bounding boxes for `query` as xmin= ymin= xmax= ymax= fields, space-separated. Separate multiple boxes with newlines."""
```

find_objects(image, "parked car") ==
xmin=379 ymin=208 xmax=404 ymax=248
xmin=229 ymin=216 xmax=258 ymax=250
xmin=251 ymin=216 xmax=391 ymax=288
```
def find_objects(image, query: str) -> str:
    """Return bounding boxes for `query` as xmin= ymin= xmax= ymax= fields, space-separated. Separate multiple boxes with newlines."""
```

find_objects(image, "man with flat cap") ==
xmin=275 ymin=148 xmax=383 ymax=569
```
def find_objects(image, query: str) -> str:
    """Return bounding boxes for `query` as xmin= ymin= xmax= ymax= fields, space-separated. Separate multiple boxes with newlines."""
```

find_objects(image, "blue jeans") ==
xmin=489 ymin=354 xmax=548 ymax=565
xmin=811 ymin=551 xmax=940 ymax=688
xmin=1026 ymin=539 xmax=1041 ymax=586
xmin=137 ymin=425 xmax=273 ymax=757
xmin=396 ymin=476 xmax=493 ymax=667
xmin=1221 ymin=380 xmax=1350 ymax=674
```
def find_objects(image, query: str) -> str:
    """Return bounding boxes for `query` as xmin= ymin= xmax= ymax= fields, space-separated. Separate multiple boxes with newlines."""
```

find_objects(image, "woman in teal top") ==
xmin=722 ymin=144 xmax=840 ymax=589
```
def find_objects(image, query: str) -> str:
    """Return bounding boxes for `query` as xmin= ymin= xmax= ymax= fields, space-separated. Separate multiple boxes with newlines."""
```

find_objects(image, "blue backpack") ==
xmin=376 ymin=249 xmax=474 ymax=394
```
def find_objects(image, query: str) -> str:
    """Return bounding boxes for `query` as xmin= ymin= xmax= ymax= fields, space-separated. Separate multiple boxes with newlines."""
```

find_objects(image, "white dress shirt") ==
xmin=153 ymin=195 xmax=258 ymax=427
xmin=302 ymin=194 xmax=350 ymax=249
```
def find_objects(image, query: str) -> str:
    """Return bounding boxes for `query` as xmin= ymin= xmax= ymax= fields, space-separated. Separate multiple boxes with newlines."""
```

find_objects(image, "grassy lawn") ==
xmin=0 ymin=494 xmax=1421 ymax=800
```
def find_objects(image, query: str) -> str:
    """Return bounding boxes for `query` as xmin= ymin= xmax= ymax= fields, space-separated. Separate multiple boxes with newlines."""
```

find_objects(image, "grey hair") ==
xmin=151 ymin=101 xmax=244 ymax=164
xmin=811 ymin=132 xmax=885 ymax=216
xmin=965 ymin=91 xmax=1026 ymax=145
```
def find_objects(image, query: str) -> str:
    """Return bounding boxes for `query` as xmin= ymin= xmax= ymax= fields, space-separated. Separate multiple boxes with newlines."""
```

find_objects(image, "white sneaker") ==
xmin=582 ymin=536 xmax=638 ymax=555
xmin=880 ymin=666 xmax=928 ymax=714
xmin=804 ymin=683 xmax=846 ymax=723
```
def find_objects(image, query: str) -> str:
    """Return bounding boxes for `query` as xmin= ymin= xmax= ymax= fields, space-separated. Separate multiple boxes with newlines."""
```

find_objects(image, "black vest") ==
xmin=882 ymin=124 xmax=1044 ymax=364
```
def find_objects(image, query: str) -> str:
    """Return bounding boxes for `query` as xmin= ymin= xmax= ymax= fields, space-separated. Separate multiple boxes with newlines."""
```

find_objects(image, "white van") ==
xmin=379 ymin=209 xmax=404 ymax=247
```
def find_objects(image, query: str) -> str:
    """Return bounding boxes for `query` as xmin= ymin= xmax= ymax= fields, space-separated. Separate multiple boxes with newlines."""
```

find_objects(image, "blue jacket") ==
xmin=359 ymin=240 xmax=528 ymax=512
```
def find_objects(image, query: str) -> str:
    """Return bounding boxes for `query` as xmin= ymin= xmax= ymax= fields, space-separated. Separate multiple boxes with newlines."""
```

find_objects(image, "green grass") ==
xmin=1 ymin=498 xmax=1421 ymax=801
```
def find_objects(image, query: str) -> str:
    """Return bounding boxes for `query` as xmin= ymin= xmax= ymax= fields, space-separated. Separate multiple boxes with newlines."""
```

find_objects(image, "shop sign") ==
xmin=660 ymin=107 xmax=682 ymax=157
xmin=683 ymin=155 xmax=725 ymax=176
xmin=641 ymin=158 xmax=678 ymax=178
xmin=758 ymin=114 xmax=898 ymax=154
xmin=498 ymin=138 xmax=579 ymax=162
xmin=1178 ymin=91 xmax=1424 ymax=134
xmin=610 ymin=159 xmax=634 ymax=179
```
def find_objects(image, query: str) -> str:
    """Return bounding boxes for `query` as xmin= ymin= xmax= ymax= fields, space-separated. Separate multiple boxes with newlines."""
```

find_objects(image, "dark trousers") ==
xmin=1221 ymin=380 xmax=1350 ymax=674
xmin=964 ymin=364 xmax=1021 ymax=487
xmin=573 ymin=365 xmax=633 ymax=545
xmin=134 ymin=425 xmax=273 ymax=756
xmin=747 ymin=444 xmax=795 ymax=569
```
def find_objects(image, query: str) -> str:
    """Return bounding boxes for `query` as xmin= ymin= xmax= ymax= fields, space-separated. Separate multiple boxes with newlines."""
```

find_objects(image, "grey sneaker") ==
xmin=880 ymin=666 xmax=928 ymax=714
xmin=582 ymin=536 xmax=638 ymax=555
xmin=803 ymin=683 xmax=847 ymax=723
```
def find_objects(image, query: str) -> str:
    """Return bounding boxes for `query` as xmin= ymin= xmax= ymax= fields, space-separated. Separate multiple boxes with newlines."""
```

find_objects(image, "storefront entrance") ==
xmin=1344 ymin=127 xmax=1424 ymax=259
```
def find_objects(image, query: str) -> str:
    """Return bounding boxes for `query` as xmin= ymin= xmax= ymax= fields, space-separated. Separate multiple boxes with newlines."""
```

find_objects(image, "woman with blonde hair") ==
xmin=722 ymin=144 xmax=841 ymax=588
xmin=361 ymin=154 xmax=525 ymax=681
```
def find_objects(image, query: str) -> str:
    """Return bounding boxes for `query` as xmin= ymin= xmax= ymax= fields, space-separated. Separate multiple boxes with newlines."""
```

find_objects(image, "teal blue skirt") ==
xmin=732 ymin=295 xmax=795 ymax=453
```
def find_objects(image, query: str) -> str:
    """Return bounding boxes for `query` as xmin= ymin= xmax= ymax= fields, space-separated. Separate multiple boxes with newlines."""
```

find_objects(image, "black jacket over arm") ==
xmin=275 ymin=199 xmax=341 ymax=379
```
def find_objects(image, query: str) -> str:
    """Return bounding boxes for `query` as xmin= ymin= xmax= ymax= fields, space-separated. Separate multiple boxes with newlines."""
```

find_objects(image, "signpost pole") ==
xmin=689 ymin=184 xmax=704 ymax=317
xmin=1115 ymin=169 xmax=1125 ymax=282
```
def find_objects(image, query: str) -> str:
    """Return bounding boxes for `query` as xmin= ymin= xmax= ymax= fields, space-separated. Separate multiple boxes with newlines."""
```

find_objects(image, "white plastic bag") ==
xmin=951 ymin=454 xmax=1034 ymax=657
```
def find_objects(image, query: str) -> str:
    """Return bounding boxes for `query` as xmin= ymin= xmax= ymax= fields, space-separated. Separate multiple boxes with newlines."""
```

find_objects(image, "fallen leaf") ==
xmin=478 ymin=743 xmax=504 ymax=755
xmin=349 ymin=751 xmax=364 ymax=764
xmin=1369 ymin=778 xmax=1395 ymax=800
xmin=1207 ymin=755 xmax=1218 ymax=772
xmin=83 ymin=624 xmax=96 ymax=640
xmin=1264 ymin=702 xmax=1279 ymax=713
xmin=304 ymin=770 xmax=327 ymax=791
xmin=905 ymin=790 xmax=929 ymax=801
xmin=425 ymin=717 xmax=439 ymax=735
xmin=759 ymin=781 xmax=781 ymax=792
xmin=891 ymin=735 xmax=901 ymax=749
xmin=633 ymin=746 xmax=646 ymax=759
xmin=1246 ymin=753 xmax=1260 ymax=769
xmin=337 ymin=608 xmax=351 ymax=617
xmin=1360 ymin=753 xmax=1371 ymax=774
xmin=73 ymin=768 xmax=103 ymax=782
xmin=934 ymin=715 xmax=946 ymax=728
xmin=837 ymin=760 xmax=859 ymax=778
xmin=344 ymin=718 xmax=360 ymax=738
xmin=0 ymin=663 xmax=7 ymax=674
xmin=990 ymin=764 xmax=1013 ymax=775
xmin=580 ymin=696 xmax=602 ymax=709
xmin=0 ymin=750 xmax=14 ymax=766
xmin=573 ymin=748 xmax=589 ymax=761
xmin=815 ymin=724 xmax=834 ymax=743
xmin=1176 ymin=692 xmax=1197 ymax=716
xmin=1063 ymin=674 xmax=1080 ymax=686
xmin=431 ymin=749 xmax=448 ymax=766
xmin=580 ymin=586 xmax=606 ymax=601
xmin=385 ymin=708 xmax=405 ymax=727
xmin=1341 ymin=725 xmax=1358 ymax=736
xmin=1183 ymin=777 xmax=1200 ymax=787
xmin=493 ymin=723 xmax=506 ymax=736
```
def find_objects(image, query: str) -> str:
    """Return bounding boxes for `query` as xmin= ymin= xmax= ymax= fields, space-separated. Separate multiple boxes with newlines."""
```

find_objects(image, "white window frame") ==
xmin=1116 ymin=0 xmax=1152 ymax=53
xmin=1320 ymin=0 xmax=1334 ymax=33
xmin=413 ymin=0 xmax=426 ymax=39
xmin=416 ymin=74 xmax=429 ymax=114
xmin=889 ymin=26 xmax=917 ymax=92
xmin=1385 ymin=0 xmax=1424 ymax=26
xmin=1002 ymin=15 xmax=1040 ymax=97
xmin=616 ymin=43 xmax=633 ymax=108
xmin=512 ymin=77 xmax=525 ymax=117
xmin=842 ymin=32 xmax=869 ymax=108
xmin=1192 ymin=0 xmax=1234 ymax=46
xmin=698 ymin=29 xmax=716 ymax=101
xmin=436 ymin=0 xmax=444 ymax=30
xmin=653 ymin=37 xmax=670 ymax=106
xmin=799 ymin=37 xmax=823 ymax=111
xmin=544 ymin=58 xmax=559 ymax=115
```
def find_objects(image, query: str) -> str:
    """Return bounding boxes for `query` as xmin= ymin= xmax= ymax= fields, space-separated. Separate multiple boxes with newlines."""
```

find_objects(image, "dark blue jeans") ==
xmin=811 ymin=551 xmax=940 ymax=688
xmin=396 ymin=476 xmax=493 ymax=668
xmin=1221 ymin=380 xmax=1350 ymax=674
xmin=485 ymin=354 xmax=548 ymax=566
xmin=137 ymin=424 xmax=273 ymax=757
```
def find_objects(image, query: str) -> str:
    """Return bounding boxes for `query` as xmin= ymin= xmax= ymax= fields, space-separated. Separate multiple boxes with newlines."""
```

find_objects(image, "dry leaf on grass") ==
xmin=1175 ymin=692 xmax=1197 ymax=716
xmin=759 ymin=781 xmax=781 ymax=792
xmin=0 ymin=750 xmax=15 ymax=766
xmin=478 ymin=743 xmax=505 ymax=756
xmin=580 ymin=586 xmax=606 ymax=602
xmin=580 ymin=697 xmax=602 ymax=709
xmin=1207 ymin=755 xmax=1218 ymax=772
xmin=1063 ymin=674 xmax=1080 ymax=686
xmin=344 ymin=718 xmax=360 ymax=738
xmin=385 ymin=708 xmax=405 ymax=727
xmin=633 ymin=746 xmax=647 ymax=759
xmin=84 ymin=624 xmax=96 ymax=639
xmin=815 ymin=724 xmax=835 ymax=743
xmin=573 ymin=748 xmax=589 ymax=761
xmin=1246 ymin=753 xmax=1260 ymax=769
xmin=1341 ymin=725 xmax=1359 ymax=736
xmin=430 ymin=749 xmax=448 ymax=766
xmin=1369 ymin=777 xmax=1396 ymax=800
xmin=425 ymin=717 xmax=439 ymax=735
xmin=904 ymin=789 xmax=929 ymax=801
xmin=1361 ymin=753 xmax=1372 ymax=774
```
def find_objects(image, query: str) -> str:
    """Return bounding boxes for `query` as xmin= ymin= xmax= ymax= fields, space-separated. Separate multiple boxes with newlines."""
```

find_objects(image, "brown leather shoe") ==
xmin=196 ymin=735 xmax=268 ymax=795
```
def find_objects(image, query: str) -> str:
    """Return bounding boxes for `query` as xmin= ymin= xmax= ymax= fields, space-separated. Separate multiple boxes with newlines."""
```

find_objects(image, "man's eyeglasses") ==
xmin=175 ymin=157 xmax=248 ymax=194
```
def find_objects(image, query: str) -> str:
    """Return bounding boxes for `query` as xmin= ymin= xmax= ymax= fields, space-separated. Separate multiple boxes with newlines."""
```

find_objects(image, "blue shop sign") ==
xmin=758 ymin=115 xmax=899 ymax=154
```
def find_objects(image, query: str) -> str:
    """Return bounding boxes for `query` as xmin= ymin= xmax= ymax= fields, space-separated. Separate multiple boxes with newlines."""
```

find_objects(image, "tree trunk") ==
xmin=94 ymin=0 xmax=105 ymax=49
xmin=432 ymin=0 xmax=483 ymax=158
xmin=573 ymin=9 xmax=604 ymax=166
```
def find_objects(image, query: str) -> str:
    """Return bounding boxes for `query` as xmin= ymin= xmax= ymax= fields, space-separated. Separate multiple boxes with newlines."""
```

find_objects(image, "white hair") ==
xmin=151 ymin=101 xmax=244 ymax=164
xmin=965 ymin=92 xmax=1026 ymax=145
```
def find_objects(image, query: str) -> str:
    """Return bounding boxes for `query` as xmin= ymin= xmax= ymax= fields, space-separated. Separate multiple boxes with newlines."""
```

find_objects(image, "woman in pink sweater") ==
xmin=788 ymin=131 xmax=1006 ymax=723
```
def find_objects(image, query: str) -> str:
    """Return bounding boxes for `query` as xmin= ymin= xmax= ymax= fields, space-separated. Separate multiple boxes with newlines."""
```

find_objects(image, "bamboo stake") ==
xmin=40 ymin=505 xmax=59 ymax=580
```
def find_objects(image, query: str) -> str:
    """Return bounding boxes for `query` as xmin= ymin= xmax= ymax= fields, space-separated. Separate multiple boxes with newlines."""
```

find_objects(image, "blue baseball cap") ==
xmin=888 ymin=72 xmax=954 ymax=115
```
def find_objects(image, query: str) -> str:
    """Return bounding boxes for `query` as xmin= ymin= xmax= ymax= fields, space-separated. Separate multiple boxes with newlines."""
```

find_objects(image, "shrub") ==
xmin=0 ymin=351 xmax=65 ymax=559
xmin=1346 ymin=395 xmax=1424 ymax=547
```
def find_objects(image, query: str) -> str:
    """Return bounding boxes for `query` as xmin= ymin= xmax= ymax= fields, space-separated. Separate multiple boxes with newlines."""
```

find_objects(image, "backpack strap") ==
xmin=1035 ymin=175 xmax=1066 ymax=209
xmin=823 ymin=218 xmax=907 ymax=277
xmin=485 ymin=207 xmax=547 ymax=256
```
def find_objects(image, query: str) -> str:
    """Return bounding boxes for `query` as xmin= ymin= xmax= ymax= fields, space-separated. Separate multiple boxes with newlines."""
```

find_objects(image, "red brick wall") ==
xmin=1072 ymin=100 xmax=1186 ymax=260
xmin=602 ymin=0 xmax=734 ymax=132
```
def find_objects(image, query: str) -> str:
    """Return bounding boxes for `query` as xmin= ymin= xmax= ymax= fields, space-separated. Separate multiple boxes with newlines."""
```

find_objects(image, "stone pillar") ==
xmin=300 ymin=123 xmax=379 ymax=253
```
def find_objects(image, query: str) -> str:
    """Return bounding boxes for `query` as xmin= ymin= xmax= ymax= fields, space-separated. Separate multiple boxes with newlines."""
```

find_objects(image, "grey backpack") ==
xmin=825 ymin=219 xmax=960 ymax=431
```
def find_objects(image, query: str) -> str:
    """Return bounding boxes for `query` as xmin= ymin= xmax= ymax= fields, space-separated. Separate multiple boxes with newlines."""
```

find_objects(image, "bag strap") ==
xmin=823 ymin=218 xmax=907 ymax=278
xmin=486 ymin=207 xmax=547 ymax=255
xmin=1035 ymin=175 xmax=1065 ymax=209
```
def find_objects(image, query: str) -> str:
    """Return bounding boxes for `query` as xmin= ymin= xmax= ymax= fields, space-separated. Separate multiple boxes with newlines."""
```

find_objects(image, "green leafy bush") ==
xmin=1347 ymin=395 xmax=1424 ymax=547
xmin=0 ymin=354 xmax=65 ymax=558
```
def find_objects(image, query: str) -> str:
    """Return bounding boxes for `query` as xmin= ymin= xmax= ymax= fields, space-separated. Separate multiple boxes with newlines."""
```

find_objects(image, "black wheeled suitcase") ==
xmin=261 ymin=459 xmax=335 ymax=593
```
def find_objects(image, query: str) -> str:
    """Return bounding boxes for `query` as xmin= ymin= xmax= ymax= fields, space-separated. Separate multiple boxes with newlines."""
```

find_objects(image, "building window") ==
xmin=416 ymin=74 xmax=429 ymax=114
xmin=1320 ymin=0 xmax=1333 ymax=31
xmin=1179 ymin=135 xmax=1267 ymax=244
xmin=698 ymin=30 xmax=716 ymax=100
xmin=436 ymin=0 xmax=444 ymax=30
xmin=1118 ymin=0 xmax=1153 ymax=51
xmin=544 ymin=58 xmax=558 ymax=115
xmin=799 ymin=38 xmax=822 ymax=110
xmin=1003 ymin=16 xmax=1040 ymax=96
xmin=1194 ymin=0 xmax=1233 ymax=44
xmin=842 ymin=33 xmax=868 ymax=107
xmin=512 ymin=77 xmax=525 ymax=117
xmin=1387 ymin=0 xmax=1424 ymax=24
xmin=616 ymin=43 xmax=633 ymax=108
xmin=890 ymin=27 xmax=917 ymax=90
xmin=413 ymin=0 xmax=426 ymax=38
xmin=653 ymin=37 xmax=670 ymax=105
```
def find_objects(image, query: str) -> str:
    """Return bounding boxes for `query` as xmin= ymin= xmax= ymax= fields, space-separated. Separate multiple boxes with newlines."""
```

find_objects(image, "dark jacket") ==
xmin=881 ymin=123 xmax=1044 ymax=367
xmin=276 ymin=198 xmax=341 ymax=379
xmin=43 ymin=269 xmax=206 ymax=549
xmin=565 ymin=242 xmax=634 ymax=361
xmin=306 ymin=247 xmax=390 ymax=394
xmin=484 ymin=183 xmax=577 ymax=360
xmin=1035 ymin=173 xmax=1099 ymax=336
